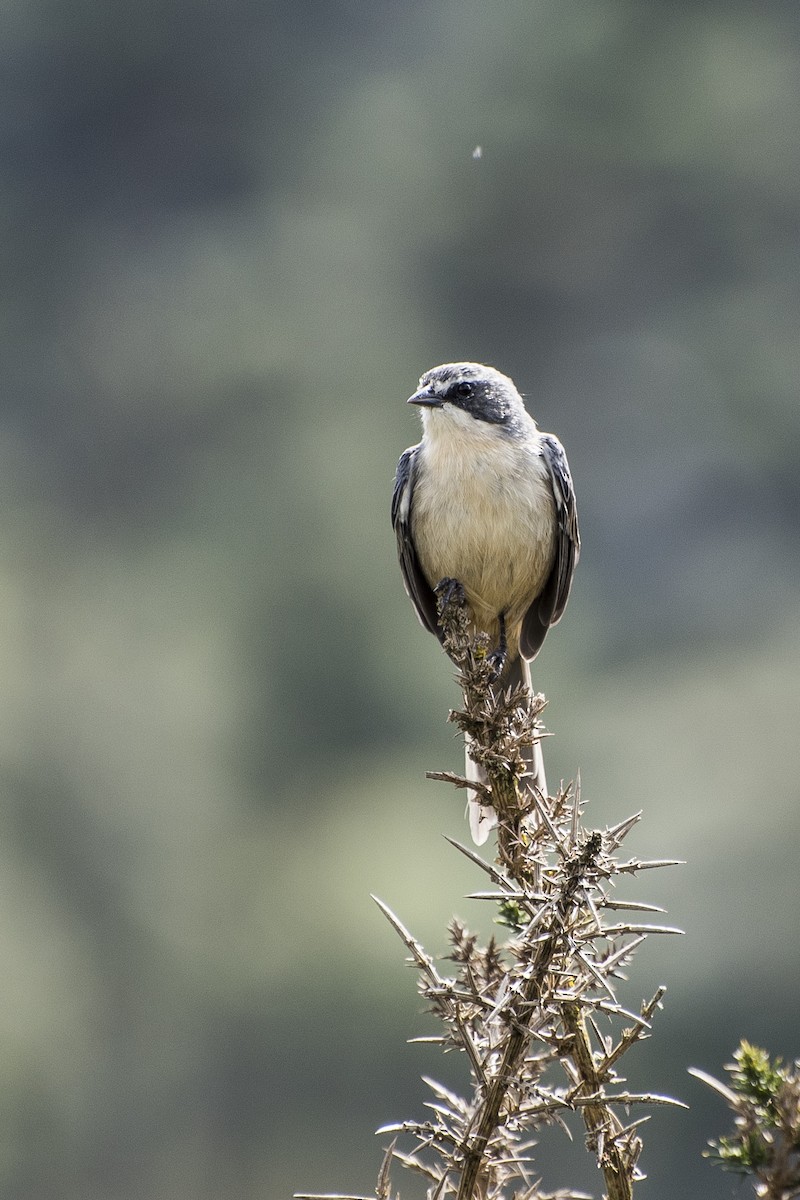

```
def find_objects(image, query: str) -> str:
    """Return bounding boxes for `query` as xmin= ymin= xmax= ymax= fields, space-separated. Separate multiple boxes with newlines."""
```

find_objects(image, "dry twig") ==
xmin=298 ymin=586 xmax=683 ymax=1200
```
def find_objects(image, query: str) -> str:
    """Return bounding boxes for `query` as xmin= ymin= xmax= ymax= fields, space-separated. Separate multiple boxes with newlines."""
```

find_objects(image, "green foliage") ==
xmin=731 ymin=1042 xmax=791 ymax=1121
xmin=695 ymin=1041 xmax=800 ymax=1199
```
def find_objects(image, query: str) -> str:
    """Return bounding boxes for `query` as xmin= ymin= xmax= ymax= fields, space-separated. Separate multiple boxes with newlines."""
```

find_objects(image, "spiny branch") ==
xmin=299 ymin=585 xmax=682 ymax=1200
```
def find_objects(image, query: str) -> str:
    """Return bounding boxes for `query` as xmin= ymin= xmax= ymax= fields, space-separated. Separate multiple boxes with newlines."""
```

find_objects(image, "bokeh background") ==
xmin=1 ymin=1 xmax=799 ymax=1197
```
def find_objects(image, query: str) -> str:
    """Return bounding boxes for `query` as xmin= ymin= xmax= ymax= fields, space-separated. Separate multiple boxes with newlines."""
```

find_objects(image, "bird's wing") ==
xmin=391 ymin=445 xmax=440 ymax=638
xmin=520 ymin=433 xmax=580 ymax=660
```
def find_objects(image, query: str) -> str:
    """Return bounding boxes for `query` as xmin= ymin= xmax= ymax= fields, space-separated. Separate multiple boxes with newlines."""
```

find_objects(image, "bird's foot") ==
xmin=486 ymin=611 xmax=508 ymax=681
xmin=434 ymin=577 xmax=466 ymax=610
xmin=434 ymin=578 xmax=474 ymax=666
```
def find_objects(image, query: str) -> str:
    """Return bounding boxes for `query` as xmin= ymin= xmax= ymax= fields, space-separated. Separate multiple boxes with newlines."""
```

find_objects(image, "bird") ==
xmin=391 ymin=362 xmax=580 ymax=844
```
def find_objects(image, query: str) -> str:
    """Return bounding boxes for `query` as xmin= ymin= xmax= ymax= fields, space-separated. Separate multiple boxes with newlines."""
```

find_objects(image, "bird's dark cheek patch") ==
xmin=468 ymin=399 xmax=508 ymax=426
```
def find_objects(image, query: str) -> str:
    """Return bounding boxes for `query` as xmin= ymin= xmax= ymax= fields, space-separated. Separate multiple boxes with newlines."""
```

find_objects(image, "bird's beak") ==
xmin=407 ymin=386 xmax=443 ymax=407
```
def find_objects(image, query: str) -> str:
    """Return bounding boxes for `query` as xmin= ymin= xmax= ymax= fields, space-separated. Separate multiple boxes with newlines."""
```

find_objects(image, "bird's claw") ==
xmin=486 ymin=611 xmax=508 ymax=681
xmin=434 ymin=577 xmax=466 ymax=610
xmin=486 ymin=646 xmax=507 ymax=681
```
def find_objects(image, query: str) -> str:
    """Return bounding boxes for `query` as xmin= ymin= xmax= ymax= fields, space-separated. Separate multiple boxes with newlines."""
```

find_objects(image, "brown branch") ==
xmin=455 ymin=835 xmax=603 ymax=1200
xmin=296 ymin=583 xmax=681 ymax=1200
xmin=563 ymin=1002 xmax=639 ymax=1200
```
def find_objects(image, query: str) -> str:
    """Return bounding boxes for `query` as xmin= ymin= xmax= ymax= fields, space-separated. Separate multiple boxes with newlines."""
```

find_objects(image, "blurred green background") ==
xmin=1 ymin=1 xmax=799 ymax=1196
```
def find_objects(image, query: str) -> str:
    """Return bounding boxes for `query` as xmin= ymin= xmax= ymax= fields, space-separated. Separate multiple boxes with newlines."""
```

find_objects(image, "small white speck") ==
xmin=472 ymin=145 xmax=482 ymax=160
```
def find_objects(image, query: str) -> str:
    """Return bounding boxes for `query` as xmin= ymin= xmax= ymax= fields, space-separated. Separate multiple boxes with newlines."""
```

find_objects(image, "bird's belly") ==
xmin=412 ymin=453 xmax=556 ymax=644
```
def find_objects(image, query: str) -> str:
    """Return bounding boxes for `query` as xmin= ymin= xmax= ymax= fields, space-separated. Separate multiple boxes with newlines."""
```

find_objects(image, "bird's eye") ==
xmin=455 ymin=381 xmax=473 ymax=399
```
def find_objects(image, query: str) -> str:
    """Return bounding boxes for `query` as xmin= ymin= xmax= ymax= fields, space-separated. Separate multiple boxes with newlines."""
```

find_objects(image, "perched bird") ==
xmin=392 ymin=362 xmax=580 ymax=843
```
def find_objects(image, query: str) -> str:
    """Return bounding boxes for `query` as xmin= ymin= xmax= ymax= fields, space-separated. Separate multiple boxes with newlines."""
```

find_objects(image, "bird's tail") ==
xmin=466 ymin=657 xmax=547 ymax=845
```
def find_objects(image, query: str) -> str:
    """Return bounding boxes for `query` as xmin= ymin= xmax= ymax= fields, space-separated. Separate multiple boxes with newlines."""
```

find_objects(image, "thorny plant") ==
xmin=296 ymin=586 xmax=684 ymax=1200
xmin=691 ymin=1042 xmax=800 ymax=1199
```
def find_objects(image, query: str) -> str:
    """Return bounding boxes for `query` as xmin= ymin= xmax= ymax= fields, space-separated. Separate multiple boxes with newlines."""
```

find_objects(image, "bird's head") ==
xmin=407 ymin=362 xmax=529 ymax=436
